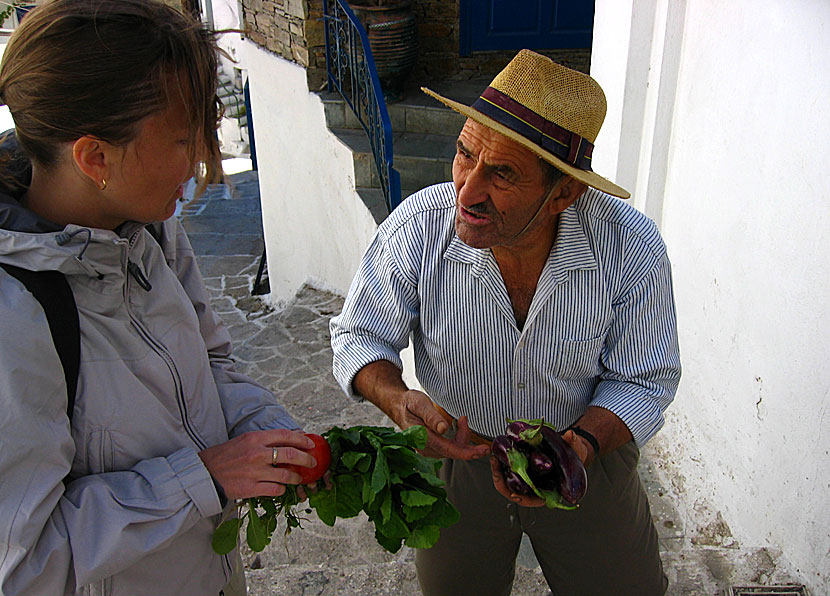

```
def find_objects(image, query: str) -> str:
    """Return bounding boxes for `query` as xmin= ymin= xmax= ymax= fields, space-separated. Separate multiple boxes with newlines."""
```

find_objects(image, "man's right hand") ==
xmin=353 ymin=360 xmax=490 ymax=461
xmin=392 ymin=389 xmax=491 ymax=460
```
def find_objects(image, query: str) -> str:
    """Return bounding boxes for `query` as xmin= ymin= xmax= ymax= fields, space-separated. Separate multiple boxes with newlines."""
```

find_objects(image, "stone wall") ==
xmin=240 ymin=0 xmax=590 ymax=91
xmin=240 ymin=0 xmax=328 ymax=91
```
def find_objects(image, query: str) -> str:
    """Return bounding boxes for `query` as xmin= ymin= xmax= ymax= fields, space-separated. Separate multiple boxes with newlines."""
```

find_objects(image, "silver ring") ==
xmin=271 ymin=446 xmax=279 ymax=467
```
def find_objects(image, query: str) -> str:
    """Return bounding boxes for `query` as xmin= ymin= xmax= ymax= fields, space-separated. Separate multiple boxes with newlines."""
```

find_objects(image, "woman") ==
xmin=0 ymin=1 xmax=315 ymax=594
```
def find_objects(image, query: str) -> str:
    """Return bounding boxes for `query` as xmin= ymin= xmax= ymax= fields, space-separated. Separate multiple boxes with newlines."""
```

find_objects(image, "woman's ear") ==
xmin=71 ymin=136 xmax=113 ymax=190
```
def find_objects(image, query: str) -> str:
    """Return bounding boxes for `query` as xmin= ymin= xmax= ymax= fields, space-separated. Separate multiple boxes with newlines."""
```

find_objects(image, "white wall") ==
xmin=241 ymin=41 xmax=378 ymax=306
xmin=0 ymin=38 xmax=14 ymax=132
xmin=593 ymin=0 xmax=830 ymax=591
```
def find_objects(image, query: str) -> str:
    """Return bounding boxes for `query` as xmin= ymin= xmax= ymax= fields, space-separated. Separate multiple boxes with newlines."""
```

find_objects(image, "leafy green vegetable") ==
xmin=212 ymin=425 xmax=459 ymax=555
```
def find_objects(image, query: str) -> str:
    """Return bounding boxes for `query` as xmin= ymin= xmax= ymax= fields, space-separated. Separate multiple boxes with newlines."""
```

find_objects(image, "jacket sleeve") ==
xmin=0 ymin=273 xmax=223 ymax=595
xmin=155 ymin=219 xmax=300 ymax=437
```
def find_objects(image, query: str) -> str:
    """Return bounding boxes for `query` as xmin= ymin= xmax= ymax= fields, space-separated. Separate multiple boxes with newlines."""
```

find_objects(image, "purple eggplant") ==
xmin=505 ymin=420 xmax=539 ymax=441
xmin=539 ymin=425 xmax=588 ymax=505
xmin=527 ymin=450 xmax=554 ymax=477
xmin=491 ymin=435 xmax=516 ymax=468
xmin=504 ymin=470 xmax=533 ymax=495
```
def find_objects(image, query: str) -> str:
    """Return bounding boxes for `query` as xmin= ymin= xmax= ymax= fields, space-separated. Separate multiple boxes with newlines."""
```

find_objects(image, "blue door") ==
xmin=460 ymin=0 xmax=595 ymax=56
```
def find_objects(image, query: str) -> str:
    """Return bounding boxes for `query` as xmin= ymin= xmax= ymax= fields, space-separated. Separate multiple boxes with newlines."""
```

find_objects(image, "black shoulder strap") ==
xmin=1 ymin=263 xmax=80 ymax=419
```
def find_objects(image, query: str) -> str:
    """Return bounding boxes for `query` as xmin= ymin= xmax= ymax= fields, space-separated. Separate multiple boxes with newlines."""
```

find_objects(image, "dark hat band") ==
xmin=472 ymin=87 xmax=594 ymax=171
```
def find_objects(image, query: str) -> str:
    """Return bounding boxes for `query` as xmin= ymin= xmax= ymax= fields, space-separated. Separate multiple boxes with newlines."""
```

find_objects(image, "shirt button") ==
xmin=517 ymin=382 xmax=526 ymax=389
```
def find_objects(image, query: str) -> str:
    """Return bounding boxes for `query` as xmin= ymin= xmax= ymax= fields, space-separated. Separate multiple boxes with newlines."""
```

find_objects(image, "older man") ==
xmin=330 ymin=49 xmax=680 ymax=595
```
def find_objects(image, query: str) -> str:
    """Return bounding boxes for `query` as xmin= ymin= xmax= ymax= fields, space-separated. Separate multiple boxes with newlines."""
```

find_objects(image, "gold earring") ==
xmin=99 ymin=179 xmax=107 ymax=191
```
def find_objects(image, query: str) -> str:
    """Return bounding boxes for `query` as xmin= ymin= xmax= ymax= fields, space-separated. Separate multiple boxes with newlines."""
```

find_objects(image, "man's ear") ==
xmin=71 ymin=136 xmax=114 ymax=190
xmin=548 ymin=176 xmax=587 ymax=214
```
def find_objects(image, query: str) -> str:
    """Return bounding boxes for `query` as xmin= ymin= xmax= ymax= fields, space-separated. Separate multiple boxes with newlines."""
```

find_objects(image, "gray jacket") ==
xmin=0 ymin=185 xmax=297 ymax=595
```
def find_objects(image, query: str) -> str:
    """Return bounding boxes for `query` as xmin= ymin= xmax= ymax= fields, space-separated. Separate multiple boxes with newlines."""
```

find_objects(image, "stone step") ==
xmin=356 ymin=186 xmax=419 ymax=225
xmin=319 ymin=85 xmax=475 ymax=221
xmin=320 ymin=92 xmax=466 ymax=138
xmin=331 ymin=127 xmax=454 ymax=195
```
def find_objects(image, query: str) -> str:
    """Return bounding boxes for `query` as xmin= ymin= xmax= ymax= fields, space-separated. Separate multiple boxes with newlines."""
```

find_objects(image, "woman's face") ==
xmin=103 ymin=94 xmax=196 ymax=228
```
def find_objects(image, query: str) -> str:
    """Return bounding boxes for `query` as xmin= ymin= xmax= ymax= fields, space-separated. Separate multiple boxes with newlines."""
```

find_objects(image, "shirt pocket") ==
xmin=551 ymin=336 xmax=604 ymax=381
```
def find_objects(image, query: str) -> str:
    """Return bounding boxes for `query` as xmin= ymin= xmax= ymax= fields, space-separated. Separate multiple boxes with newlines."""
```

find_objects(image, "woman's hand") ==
xmin=198 ymin=429 xmax=316 ymax=500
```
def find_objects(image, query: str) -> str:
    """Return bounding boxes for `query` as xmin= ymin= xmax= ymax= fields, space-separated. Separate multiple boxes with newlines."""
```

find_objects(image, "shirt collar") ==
xmin=444 ymin=200 xmax=598 ymax=277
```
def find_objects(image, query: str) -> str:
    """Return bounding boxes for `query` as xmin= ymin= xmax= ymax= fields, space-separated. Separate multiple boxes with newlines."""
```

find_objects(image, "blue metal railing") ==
xmin=323 ymin=0 xmax=402 ymax=213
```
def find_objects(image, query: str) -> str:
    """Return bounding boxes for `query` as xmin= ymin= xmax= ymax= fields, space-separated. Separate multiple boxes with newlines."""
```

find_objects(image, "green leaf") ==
xmin=384 ymin=445 xmax=422 ymax=474
xmin=365 ymin=432 xmax=383 ymax=452
xmin=212 ymin=517 xmax=243 ymax=555
xmin=307 ymin=486 xmax=337 ymax=526
xmin=341 ymin=451 xmax=371 ymax=473
xmin=377 ymin=509 xmax=411 ymax=539
xmin=373 ymin=528 xmax=403 ymax=553
xmin=361 ymin=473 xmax=372 ymax=504
xmin=402 ymin=504 xmax=432 ymax=522
xmin=245 ymin=506 xmax=269 ymax=552
xmin=404 ymin=524 xmax=441 ymax=549
xmin=335 ymin=474 xmax=365 ymax=518
xmin=370 ymin=450 xmax=390 ymax=494
xmin=507 ymin=447 xmax=538 ymax=493
xmin=380 ymin=488 xmax=392 ymax=524
xmin=399 ymin=425 xmax=428 ymax=449
xmin=309 ymin=473 xmax=364 ymax=525
xmin=537 ymin=487 xmax=578 ymax=511
xmin=400 ymin=490 xmax=438 ymax=507
xmin=418 ymin=497 xmax=460 ymax=528
xmin=260 ymin=498 xmax=278 ymax=518
xmin=265 ymin=513 xmax=278 ymax=536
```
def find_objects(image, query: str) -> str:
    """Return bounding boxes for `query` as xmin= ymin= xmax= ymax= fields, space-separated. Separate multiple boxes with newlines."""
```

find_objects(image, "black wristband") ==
xmin=567 ymin=426 xmax=600 ymax=458
xmin=211 ymin=476 xmax=229 ymax=508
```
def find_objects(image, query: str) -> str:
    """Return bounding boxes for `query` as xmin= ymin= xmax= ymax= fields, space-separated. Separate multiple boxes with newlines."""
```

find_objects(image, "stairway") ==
xmin=217 ymin=67 xmax=250 ymax=157
xmin=319 ymin=86 xmax=470 ymax=224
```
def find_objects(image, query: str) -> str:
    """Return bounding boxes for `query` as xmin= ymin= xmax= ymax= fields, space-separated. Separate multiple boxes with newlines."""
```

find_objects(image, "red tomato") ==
xmin=284 ymin=433 xmax=331 ymax=484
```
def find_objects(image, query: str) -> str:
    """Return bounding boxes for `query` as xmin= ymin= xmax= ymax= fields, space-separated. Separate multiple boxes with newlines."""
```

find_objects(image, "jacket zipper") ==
xmin=123 ymin=231 xmax=233 ymax=582
xmin=122 ymin=233 xmax=207 ymax=451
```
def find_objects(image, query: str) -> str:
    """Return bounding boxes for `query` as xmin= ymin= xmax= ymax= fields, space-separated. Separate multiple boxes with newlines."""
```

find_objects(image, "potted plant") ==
xmin=347 ymin=0 xmax=417 ymax=101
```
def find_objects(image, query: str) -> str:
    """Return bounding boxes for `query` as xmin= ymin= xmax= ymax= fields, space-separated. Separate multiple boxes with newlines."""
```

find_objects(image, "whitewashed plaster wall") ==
xmin=0 ymin=40 xmax=12 ymax=132
xmin=241 ymin=41 xmax=420 ymax=388
xmin=240 ymin=41 xmax=377 ymax=306
xmin=593 ymin=0 xmax=830 ymax=591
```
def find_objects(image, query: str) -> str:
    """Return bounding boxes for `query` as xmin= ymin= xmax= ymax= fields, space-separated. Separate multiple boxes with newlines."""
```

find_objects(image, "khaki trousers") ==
xmin=415 ymin=442 xmax=667 ymax=596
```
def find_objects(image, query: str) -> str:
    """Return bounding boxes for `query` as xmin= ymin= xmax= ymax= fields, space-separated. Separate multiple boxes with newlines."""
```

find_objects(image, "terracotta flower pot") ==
xmin=349 ymin=0 xmax=418 ymax=102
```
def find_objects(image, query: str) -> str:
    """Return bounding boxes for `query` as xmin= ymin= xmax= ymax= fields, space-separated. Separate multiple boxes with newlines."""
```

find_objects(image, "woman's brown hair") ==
xmin=0 ymin=0 xmax=224 ymax=189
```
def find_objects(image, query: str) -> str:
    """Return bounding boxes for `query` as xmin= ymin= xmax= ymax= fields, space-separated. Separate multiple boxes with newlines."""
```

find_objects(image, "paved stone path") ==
xmin=179 ymin=170 xmax=802 ymax=596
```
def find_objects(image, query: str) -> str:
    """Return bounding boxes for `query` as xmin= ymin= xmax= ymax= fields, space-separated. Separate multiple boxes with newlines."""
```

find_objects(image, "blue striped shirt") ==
xmin=331 ymin=182 xmax=681 ymax=446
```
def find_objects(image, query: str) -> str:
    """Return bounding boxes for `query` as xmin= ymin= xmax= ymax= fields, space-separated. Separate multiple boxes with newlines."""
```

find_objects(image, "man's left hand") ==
xmin=562 ymin=429 xmax=595 ymax=467
xmin=490 ymin=456 xmax=546 ymax=507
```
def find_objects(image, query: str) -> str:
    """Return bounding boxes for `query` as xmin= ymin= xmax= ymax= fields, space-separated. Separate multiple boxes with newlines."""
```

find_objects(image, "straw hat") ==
xmin=422 ymin=49 xmax=629 ymax=199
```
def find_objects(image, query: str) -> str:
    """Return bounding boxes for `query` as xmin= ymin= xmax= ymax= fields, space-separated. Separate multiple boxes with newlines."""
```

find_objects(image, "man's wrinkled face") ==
xmin=452 ymin=119 xmax=552 ymax=249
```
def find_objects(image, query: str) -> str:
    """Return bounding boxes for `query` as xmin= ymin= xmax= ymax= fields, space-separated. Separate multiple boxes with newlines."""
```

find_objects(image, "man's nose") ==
xmin=457 ymin=164 xmax=489 ymax=207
